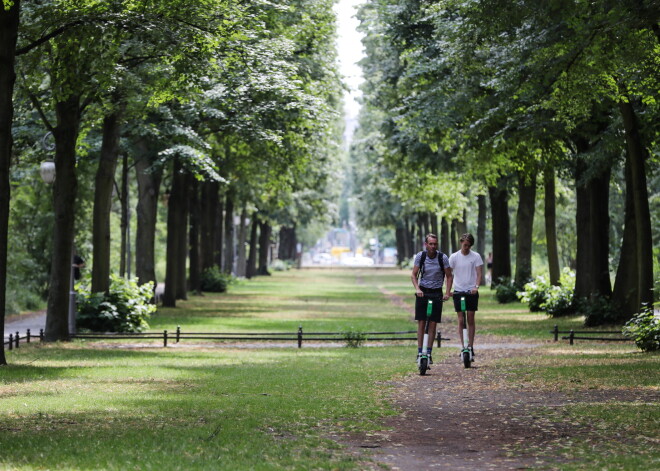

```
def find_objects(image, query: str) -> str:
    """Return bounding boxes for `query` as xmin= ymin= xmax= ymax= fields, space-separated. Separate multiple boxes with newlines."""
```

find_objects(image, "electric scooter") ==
xmin=458 ymin=294 xmax=471 ymax=368
xmin=418 ymin=294 xmax=442 ymax=375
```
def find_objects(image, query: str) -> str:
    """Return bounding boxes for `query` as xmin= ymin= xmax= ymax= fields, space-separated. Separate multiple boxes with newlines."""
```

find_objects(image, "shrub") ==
xmin=541 ymin=284 xmax=575 ymax=317
xmin=200 ymin=267 xmax=230 ymax=292
xmin=518 ymin=275 xmax=551 ymax=312
xmin=495 ymin=277 xmax=519 ymax=304
xmin=580 ymin=296 xmax=620 ymax=326
xmin=77 ymin=275 xmax=156 ymax=333
xmin=269 ymin=259 xmax=292 ymax=272
xmin=623 ymin=306 xmax=660 ymax=352
xmin=342 ymin=329 xmax=366 ymax=348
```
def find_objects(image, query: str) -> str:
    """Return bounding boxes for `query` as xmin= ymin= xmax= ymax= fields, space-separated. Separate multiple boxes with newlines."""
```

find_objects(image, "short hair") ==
xmin=460 ymin=233 xmax=475 ymax=247
xmin=425 ymin=233 xmax=438 ymax=243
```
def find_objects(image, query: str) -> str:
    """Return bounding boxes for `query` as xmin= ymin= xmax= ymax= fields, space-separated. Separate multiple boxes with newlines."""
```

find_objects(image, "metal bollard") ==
xmin=297 ymin=326 xmax=303 ymax=348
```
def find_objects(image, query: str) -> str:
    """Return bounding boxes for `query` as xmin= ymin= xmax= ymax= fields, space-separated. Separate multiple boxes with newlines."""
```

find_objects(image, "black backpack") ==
xmin=418 ymin=250 xmax=445 ymax=279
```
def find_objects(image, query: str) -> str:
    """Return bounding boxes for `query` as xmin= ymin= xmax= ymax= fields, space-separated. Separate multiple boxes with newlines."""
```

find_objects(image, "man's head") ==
xmin=460 ymin=233 xmax=474 ymax=248
xmin=425 ymin=233 xmax=438 ymax=253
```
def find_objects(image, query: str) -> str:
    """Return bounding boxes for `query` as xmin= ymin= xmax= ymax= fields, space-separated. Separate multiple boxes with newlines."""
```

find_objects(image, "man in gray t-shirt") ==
xmin=411 ymin=234 xmax=453 ymax=364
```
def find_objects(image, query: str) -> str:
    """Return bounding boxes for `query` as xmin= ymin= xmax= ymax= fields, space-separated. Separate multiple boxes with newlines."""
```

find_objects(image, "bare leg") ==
xmin=457 ymin=313 xmax=466 ymax=348
xmin=418 ymin=321 xmax=437 ymax=350
xmin=467 ymin=311 xmax=476 ymax=347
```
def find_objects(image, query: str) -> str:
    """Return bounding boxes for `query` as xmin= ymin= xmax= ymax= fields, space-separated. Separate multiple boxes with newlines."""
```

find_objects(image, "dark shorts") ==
xmin=415 ymin=288 xmax=443 ymax=322
xmin=453 ymin=292 xmax=479 ymax=312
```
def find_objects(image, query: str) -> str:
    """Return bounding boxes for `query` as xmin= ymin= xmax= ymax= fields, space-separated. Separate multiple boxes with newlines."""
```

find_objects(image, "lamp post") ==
xmin=40 ymin=153 xmax=76 ymax=336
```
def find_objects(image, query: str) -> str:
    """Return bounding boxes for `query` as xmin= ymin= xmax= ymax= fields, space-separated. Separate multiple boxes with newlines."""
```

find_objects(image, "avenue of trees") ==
xmin=1 ymin=0 xmax=343 ymax=364
xmin=351 ymin=0 xmax=659 ymax=321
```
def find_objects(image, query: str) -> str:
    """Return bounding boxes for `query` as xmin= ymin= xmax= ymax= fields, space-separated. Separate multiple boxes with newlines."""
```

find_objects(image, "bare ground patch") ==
xmin=337 ymin=343 xmax=658 ymax=470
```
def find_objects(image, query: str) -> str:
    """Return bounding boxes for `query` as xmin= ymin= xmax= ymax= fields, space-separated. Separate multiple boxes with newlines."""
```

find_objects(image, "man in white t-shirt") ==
xmin=449 ymin=233 xmax=483 ymax=361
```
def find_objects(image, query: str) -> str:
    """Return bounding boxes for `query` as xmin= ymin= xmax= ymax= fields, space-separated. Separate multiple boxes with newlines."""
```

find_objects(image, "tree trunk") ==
xmin=188 ymin=176 xmax=201 ymax=293
xmin=236 ymin=205 xmax=248 ymax=277
xmin=246 ymin=215 xmax=258 ymax=278
xmin=163 ymin=160 xmax=185 ymax=307
xmin=395 ymin=222 xmax=406 ymax=266
xmin=440 ymin=218 xmax=450 ymax=255
xmin=0 ymin=0 xmax=20 ymax=363
xmin=450 ymin=219 xmax=459 ymax=253
xmin=258 ymin=219 xmax=271 ymax=276
xmin=278 ymin=226 xmax=297 ymax=262
xmin=430 ymin=213 xmax=438 ymax=237
xmin=200 ymin=181 xmax=218 ymax=271
xmin=514 ymin=172 xmax=536 ymax=287
xmin=456 ymin=209 xmax=468 ymax=238
xmin=612 ymin=157 xmax=640 ymax=319
xmin=134 ymin=142 xmax=162 ymax=288
xmin=215 ymin=196 xmax=224 ymax=269
xmin=589 ymin=166 xmax=612 ymax=297
xmin=223 ymin=190 xmax=235 ymax=274
xmin=489 ymin=181 xmax=512 ymax=285
xmin=574 ymin=153 xmax=612 ymax=301
xmin=544 ymin=168 xmax=560 ymax=286
xmin=619 ymin=98 xmax=654 ymax=311
xmin=477 ymin=194 xmax=487 ymax=285
xmin=45 ymin=95 xmax=81 ymax=341
xmin=119 ymin=153 xmax=128 ymax=277
xmin=176 ymin=172 xmax=189 ymax=300
xmin=92 ymin=106 xmax=122 ymax=293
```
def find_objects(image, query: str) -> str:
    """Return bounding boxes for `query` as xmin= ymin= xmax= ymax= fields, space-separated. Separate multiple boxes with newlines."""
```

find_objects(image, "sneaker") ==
xmin=469 ymin=347 xmax=475 ymax=362
xmin=428 ymin=354 xmax=433 ymax=365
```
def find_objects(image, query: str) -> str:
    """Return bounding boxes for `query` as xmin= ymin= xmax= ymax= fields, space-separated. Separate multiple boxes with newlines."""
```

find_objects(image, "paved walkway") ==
xmin=4 ymin=310 xmax=46 ymax=341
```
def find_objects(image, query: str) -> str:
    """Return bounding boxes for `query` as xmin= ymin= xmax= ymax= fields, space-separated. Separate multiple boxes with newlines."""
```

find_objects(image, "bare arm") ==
xmin=471 ymin=265 xmax=483 ymax=294
xmin=411 ymin=265 xmax=423 ymax=297
xmin=444 ymin=267 xmax=453 ymax=300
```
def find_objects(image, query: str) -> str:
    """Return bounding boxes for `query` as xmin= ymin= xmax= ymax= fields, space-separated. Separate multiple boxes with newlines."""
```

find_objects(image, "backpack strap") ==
xmin=418 ymin=251 xmax=445 ymax=280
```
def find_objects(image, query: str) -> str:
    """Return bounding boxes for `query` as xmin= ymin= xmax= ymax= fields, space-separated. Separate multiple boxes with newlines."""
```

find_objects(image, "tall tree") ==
xmin=0 ymin=0 xmax=21 ymax=364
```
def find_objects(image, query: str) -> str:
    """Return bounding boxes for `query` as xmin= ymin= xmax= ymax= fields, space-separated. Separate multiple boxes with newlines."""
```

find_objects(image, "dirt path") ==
xmin=337 ymin=288 xmax=658 ymax=470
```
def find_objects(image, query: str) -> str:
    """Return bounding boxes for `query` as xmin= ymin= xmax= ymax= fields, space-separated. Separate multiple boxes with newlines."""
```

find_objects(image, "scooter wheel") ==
xmin=462 ymin=351 xmax=471 ymax=368
xmin=419 ymin=358 xmax=428 ymax=375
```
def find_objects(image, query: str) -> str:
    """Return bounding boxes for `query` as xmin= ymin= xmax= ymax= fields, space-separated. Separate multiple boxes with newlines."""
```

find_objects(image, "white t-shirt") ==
xmin=449 ymin=250 xmax=484 ymax=292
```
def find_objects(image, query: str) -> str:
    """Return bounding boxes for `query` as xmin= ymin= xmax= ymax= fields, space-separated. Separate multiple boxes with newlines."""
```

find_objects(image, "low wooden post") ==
xmin=436 ymin=331 xmax=442 ymax=348
xmin=176 ymin=326 xmax=181 ymax=343
xmin=569 ymin=330 xmax=574 ymax=345
xmin=27 ymin=329 xmax=31 ymax=343
xmin=8 ymin=334 xmax=13 ymax=350
xmin=553 ymin=325 xmax=559 ymax=342
xmin=15 ymin=331 xmax=19 ymax=348
xmin=39 ymin=329 xmax=44 ymax=342
xmin=163 ymin=330 xmax=168 ymax=348
xmin=298 ymin=326 xmax=303 ymax=348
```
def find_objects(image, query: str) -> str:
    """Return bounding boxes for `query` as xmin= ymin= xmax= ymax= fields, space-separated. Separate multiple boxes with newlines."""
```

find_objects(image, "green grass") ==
xmin=1 ymin=345 xmax=419 ymax=470
xmin=3 ymin=267 xmax=658 ymax=470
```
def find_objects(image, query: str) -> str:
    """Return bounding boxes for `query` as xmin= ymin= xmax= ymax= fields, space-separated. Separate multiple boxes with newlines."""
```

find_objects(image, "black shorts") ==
xmin=453 ymin=292 xmax=479 ymax=312
xmin=415 ymin=288 xmax=443 ymax=322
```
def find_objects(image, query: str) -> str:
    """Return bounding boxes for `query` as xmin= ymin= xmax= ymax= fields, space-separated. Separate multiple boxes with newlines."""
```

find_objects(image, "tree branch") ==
xmin=15 ymin=20 xmax=84 ymax=56
xmin=19 ymin=73 xmax=53 ymax=132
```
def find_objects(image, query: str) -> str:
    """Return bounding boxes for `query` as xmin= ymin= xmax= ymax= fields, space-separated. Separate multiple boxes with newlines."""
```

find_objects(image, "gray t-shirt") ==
xmin=414 ymin=251 xmax=450 ymax=289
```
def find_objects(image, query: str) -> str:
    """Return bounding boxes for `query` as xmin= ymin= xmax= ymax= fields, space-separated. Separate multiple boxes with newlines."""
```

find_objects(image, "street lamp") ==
xmin=39 ymin=150 xmax=76 ymax=336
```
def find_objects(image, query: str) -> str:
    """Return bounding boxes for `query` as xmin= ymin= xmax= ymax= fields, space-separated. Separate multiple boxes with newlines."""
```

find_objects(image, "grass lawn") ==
xmin=2 ymin=268 xmax=658 ymax=470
